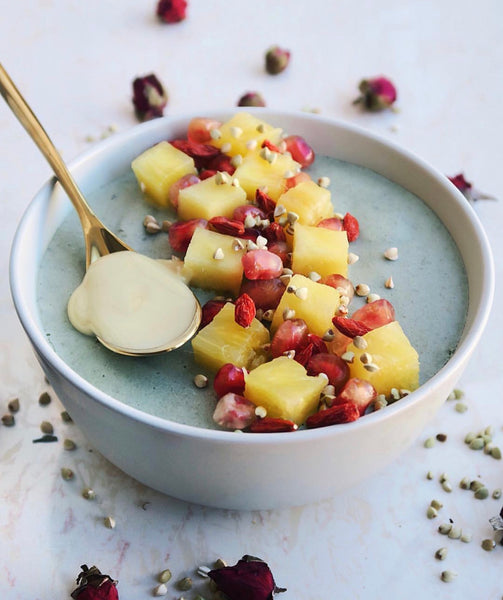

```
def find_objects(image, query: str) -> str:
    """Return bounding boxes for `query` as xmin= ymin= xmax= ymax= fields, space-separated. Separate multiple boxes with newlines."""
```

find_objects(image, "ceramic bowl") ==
xmin=10 ymin=110 xmax=494 ymax=510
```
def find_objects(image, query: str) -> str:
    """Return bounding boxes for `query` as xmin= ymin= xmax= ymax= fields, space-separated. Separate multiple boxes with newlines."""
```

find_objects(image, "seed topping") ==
xmin=384 ymin=247 xmax=399 ymax=260
xmin=213 ymin=248 xmax=225 ymax=260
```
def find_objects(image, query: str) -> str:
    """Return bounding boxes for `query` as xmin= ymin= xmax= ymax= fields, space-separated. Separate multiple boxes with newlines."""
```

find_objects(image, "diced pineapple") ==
xmin=131 ymin=141 xmax=197 ymax=207
xmin=192 ymin=303 xmax=270 ymax=372
xmin=183 ymin=228 xmax=245 ymax=295
xmin=292 ymin=223 xmax=349 ymax=278
xmin=346 ymin=321 xmax=419 ymax=396
xmin=271 ymin=274 xmax=341 ymax=337
xmin=209 ymin=112 xmax=283 ymax=157
xmin=277 ymin=181 xmax=333 ymax=225
xmin=244 ymin=356 xmax=327 ymax=425
xmin=233 ymin=151 xmax=300 ymax=202
xmin=177 ymin=174 xmax=247 ymax=220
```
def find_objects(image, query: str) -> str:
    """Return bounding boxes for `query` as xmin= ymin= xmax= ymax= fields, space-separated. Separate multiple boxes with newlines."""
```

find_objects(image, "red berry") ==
xmin=232 ymin=204 xmax=266 ymax=224
xmin=283 ymin=135 xmax=315 ymax=167
xmin=270 ymin=318 xmax=309 ymax=358
xmin=234 ymin=293 xmax=256 ymax=328
xmin=213 ymin=363 xmax=246 ymax=397
xmin=334 ymin=378 xmax=377 ymax=415
xmin=199 ymin=299 xmax=226 ymax=329
xmin=187 ymin=117 xmax=221 ymax=144
xmin=306 ymin=402 xmax=360 ymax=429
xmin=267 ymin=240 xmax=290 ymax=266
xmin=285 ymin=172 xmax=311 ymax=190
xmin=168 ymin=218 xmax=208 ymax=254
xmin=206 ymin=154 xmax=235 ymax=174
xmin=156 ymin=0 xmax=187 ymax=23
xmin=351 ymin=299 xmax=395 ymax=330
xmin=332 ymin=316 xmax=371 ymax=338
xmin=249 ymin=417 xmax=298 ymax=433
xmin=322 ymin=274 xmax=354 ymax=302
xmin=306 ymin=353 xmax=349 ymax=393
xmin=242 ymin=249 xmax=283 ymax=280
xmin=342 ymin=212 xmax=360 ymax=242
xmin=239 ymin=278 xmax=285 ymax=311
xmin=317 ymin=216 xmax=343 ymax=231
xmin=168 ymin=173 xmax=200 ymax=209
xmin=262 ymin=222 xmax=287 ymax=243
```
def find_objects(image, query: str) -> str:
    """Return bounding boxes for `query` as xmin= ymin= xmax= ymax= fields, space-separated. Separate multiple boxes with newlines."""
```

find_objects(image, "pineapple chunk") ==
xmin=271 ymin=274 xmax=341 ymax=337
xmin=177 ymin=174 xmax=247 ymax=220
xmin=292 ymin=223 xmax=349 ymax=278
xmin=131 ymin=141 xmax=197 ymax=207
xmin=244 ymin=356 xmax=327 ymax=425
xmin=346 ymin=321 xmax=419 ymax=396
xmin=183 ymin=228 xmax=244 ymax=295
xmin=209 ymin=112 xmax=283 ymax=157
xmin=277 ymin=181 xmax=333 ymax=225
xmin=233 ymin=151 xmax=301 ymax=202
xmin=192 ymin=303 xmax=270 ymax=372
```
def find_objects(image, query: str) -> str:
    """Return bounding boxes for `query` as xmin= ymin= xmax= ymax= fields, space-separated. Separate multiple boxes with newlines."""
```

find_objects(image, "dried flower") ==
xmin=71 ymin=564 xmax=118 ymax=600
xmin=208 ymin=555 xmax=286 ymax=600
xmin=447 ymin=173 xmax=496 ymax=202
xmin=238 ymin=92 xmax=266 ymax=107
xmin=265 ymin=46 xmax=290 ymax=75
xmin=156 ymin=0 xmax=187 ymax=23
xmin=132 ymin=74 xmax=168 ymax=122
xmin=353 ymin=76 xmax=397 ymax=111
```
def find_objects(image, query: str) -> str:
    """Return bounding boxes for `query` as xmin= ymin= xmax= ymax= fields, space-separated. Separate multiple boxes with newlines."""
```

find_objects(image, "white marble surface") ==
xmin=1 ymin=1 xmax=502 ymax=598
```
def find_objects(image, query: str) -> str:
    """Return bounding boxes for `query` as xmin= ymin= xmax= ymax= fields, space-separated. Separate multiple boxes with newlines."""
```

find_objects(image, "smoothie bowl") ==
xmin=10 ymin=109 xmax=494 ymax=510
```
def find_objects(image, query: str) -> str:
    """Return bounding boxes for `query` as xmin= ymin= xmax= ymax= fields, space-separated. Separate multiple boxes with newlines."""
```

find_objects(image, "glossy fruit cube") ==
xmin=271 ymin=274 xmax=341 ymax=338
xmin=244 ymin=356 xmax=327 ymax=425
xmin=292 ymin=223 xmax=349 ymax=278
xmin=346 ymin=321 xmax=419 ymax=396
xmin=277 ymin=181 xmax=333 ymax=225
xmin=183 ymin=228 xmax=245 ymax=295
xmin=209 ymin=112 xmax=283 ymax=157
xmin=192 ymin=303 xmax=270 ymax=372
xmin=177 ymin=173 xmax=247 ymax=220
xmin=131 ymin=141 xmax=197 ymax=207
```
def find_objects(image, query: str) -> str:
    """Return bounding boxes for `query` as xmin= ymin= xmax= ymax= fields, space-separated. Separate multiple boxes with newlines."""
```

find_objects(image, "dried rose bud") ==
xmin=237 ymin=92 xmax=266 ymax=107
xmin=156 ymin=0 xmax=187 ymax=23
xmin=448 ymin=173 xmax=496 ymax=202
xmin=71 ymin=565 xmax=118 ymax=600
xmin=208 ymin=555 xmax=286 ymax=600
xmin=265 ymin=46 xmax=290 ymax=75
xmin=132 ymin=74 xmax=168 ymax=122
xmin=353 ymin=76 xmax=397 ymax=111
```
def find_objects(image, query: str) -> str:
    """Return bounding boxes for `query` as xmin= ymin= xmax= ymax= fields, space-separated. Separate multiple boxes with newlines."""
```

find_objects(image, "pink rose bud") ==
xmin=265 ymin=45 xmax=290 ymax=75
xmin=132 ymin=74 xmax=168 ymax=122
xmin=156 ymin=0 xmax=187 ymax=23
xmin=237 ymin=92 xmax=266 ymax=107
xmin=353 ymin=76 xmax=397 ymax=111
xmin=448 ymin=173 xmax=496 ymax=202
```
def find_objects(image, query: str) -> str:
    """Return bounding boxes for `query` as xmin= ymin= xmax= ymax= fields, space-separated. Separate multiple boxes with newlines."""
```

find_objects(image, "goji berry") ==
xmin=305 ymin=402 xmax=360 ymax=429
xmin=332 ymin=316 xmax=371 ymax=338
xmin=249 ymin=417 xmax=298 ymax=433
xmin=208 ymin=216 xmax=245 ymax=236
xmin=234 ymin=293 xmax=256 ymax=328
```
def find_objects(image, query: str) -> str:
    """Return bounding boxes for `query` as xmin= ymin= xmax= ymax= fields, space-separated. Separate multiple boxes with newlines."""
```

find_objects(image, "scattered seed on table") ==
xmin=448 ymin=526 xmax=462 ymax=539
xmin=469 ymin=437 xmax=485 ymax=450
xmin=427 ymin=506 xmax=438 ymax=519
xmin=38 ymin=391 xmax=51 ymax=406
xmin=213 ymin=558 xmax=227 ymax=569
xmin=1 ymin=414 xmax=15 ymax=427
xmin=158 ymin=569 xmax=172 ymax=584
xmin=438 ymin=522 xmax=453 ymax=535
xmin=460 ymin=531 xmax=473 ymax=543
xmin=61 ymin=411 xmax=73 ymax=423
xmin=103 ymin=516 xmax=116 ymax=529
xmin=63 ymin=438 xmax=77 ymax=451
xmin=197 ymin=565 xmax=211 ymax=578
xmin=492 ymin=488 xmax=502 ymax=500
xmin=440 ymin=570 xmax=457 ymax=582
xmin=431 ymin=499 xmax=443 ymax=510
xmin=40 ymin=421 xmax=54 ymax=434
xmin=153 ymin=583 xmax=168 ymax=596
xmin=435 ymin=547 xmax=448 ymax=560
xmin=436 ymin=433 xmax=447 ymax=442
xmin=455 ymin=402 xmax=468 ymax=413
xmin=459 ymin=477 xmax=471 ymax=489
xmin=481 ymin=539 xmax=496 ymax=552
xmin=426 ymin=471 xmax=434 ymax=480
xmin=470 ymin=480 xmax=484 ymax=492
xmin=61 ymin=467 xmax=74 ymax=481
xmin=464 ymin=432 xmax=476 ymax=444
xmin=424 ymin=437 xmax=435 ymax=448
xmin=474 ymin=487 xmax=489 ymax=500
xmin=442 ymin=481 xmax=453 ymax=493
xmin=491 ymin=447 xmax=502 ymax=460
xmin=176 ymin=577 xmax=192 ymax=591
xmin=7 ymin=398 xmax=20 ymax=413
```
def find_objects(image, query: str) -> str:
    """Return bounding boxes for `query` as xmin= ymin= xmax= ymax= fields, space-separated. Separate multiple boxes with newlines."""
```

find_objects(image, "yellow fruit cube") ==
xmin=233 ymin=151 xmax=300 ymax=202
xmin=277 ymin=181 xmax=333 ymax=225
xmin=192 ymin=303 xmax=270 ymax=372
xmin=271 ymin=274 xmax=341 ymax=337
xmin=209 ymin=112 xmax=283 ymax=157
xmin=131 ymin=141 xmax=197 ymax=207
xmin=244 ymin=356 xmax=327 ymax=425
xmin=177 ymin=173 xmax=247 ymax=220
xmin=291 ymin=223 xmax=349 ymax=278
xmin=346 ymin=321 xmax=419 ymax=396
xmin=183 ymin=228 xmax=245 ymax=295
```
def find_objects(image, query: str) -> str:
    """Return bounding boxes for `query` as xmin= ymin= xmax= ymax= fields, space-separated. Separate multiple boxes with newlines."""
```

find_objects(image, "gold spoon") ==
xmin=0 ymin=63 xmax=201 ymax=355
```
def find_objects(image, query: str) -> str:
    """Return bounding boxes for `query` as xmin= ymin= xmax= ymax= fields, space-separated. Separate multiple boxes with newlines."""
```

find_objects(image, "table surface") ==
xmin=1 ymin=1 xmax=502 ymax=598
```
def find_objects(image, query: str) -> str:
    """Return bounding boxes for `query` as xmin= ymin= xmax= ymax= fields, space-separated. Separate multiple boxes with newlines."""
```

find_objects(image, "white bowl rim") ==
xmin=9 ymin=108 xmax=495 ymax=445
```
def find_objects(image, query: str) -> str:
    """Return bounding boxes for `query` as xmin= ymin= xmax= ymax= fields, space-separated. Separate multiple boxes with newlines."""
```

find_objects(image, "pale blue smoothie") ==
xmin=37 ymin=156 xmax=468 ymax=429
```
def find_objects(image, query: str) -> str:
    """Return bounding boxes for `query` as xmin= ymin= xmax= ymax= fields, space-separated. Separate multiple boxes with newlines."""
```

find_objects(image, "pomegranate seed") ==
xmin=351 ymin=298 xmax=395 ymax=330
xmin=168 ymin=173 xmax=200 ymax=209
xmin=306 ymin=353 xmax=349 ymax=393
xmin=283 ymin=135 xmax=315 ymax=167
xmin=270 ymin=318 xmax=309 ymax=358
xmin=285 ymin=171 xmax=311 ymax=190
xmin=306 ymin=334 xmax=328 ymax=355
xmin=332 ymin=316 xmax=371 ymax=338
xmin=199 ymin=299 xmax=226 ymax=329
xmin=212 ymin=393 xmax=256 ymax=430
xmin=343 ymin=212 xmax=360 ymax=242
xmin=239 ymin=278 xmax=285 ymax=311
xmin=306 ymin=402 xmax=360 ymax=429
xmin=168 ymin=218 xmax=208 ymax=254
xmin=242 ymin=249 xmax=283 ymax=280
xmin=267 ymin=240 xmax=290 ymax=266
xmin=317 ymin=217 xmax=343 ymax=231
xmin=234 ymin=293 xmax=256 ymax=327
xmin=206 ymin=154 xmax=236 ymax=174
xmin=335 ymin=378 xmax=377 ymax=415
xmin=187 ymin=117 xmax=222 ymax=144
xmin=294 ymin=342 xmax=314 ymax=367
xmin=213 ymin=363 xmax=246 ymax=397
xmin=262 ymin=222 xmax=287 ymax=243
xmin=249 ymin=417 xmax=298 ymax=433
xmin=233 ymin=204 xmax=266 ymax=223
xmin=322 ymin=274 xmax=354 ymax=303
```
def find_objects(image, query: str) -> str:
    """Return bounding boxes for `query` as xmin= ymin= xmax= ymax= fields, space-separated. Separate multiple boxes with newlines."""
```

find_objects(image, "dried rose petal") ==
xmin=265 ymin=46 xmax=290 ymax=75
xmin=132 ymin=74 xmax=167 ymax=122
xmin=448 ymin=173 xmax=496 ymax=202
xmin=71 ymin=565 xmax=118 ymax=600
xmin=208 ymin=555 xmax=286 ymax=600
xmin=156 ymin=0 xmax=187 ymax=23
xmin=353 ymin=76 xmax=397 ymax=111
xmin=238 ymin=92 xmax=266 ymax=107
